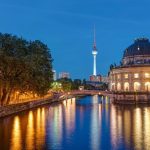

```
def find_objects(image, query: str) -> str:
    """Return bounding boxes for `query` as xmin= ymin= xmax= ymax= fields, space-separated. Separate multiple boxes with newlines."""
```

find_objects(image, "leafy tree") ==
xmin=51 ymin=82 xmax=62 ymax=92
xmin=72 ymin=79 xmax=82 ymax=90
xmin=0 ymin=33 xmax=53 ymax=105
xmin=57 ymin=78 xmax=72 ymax=91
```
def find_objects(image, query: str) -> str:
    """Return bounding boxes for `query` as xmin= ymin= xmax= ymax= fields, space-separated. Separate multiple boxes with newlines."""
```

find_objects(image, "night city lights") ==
xmin=1 ymin=0 xmax=150 ymax=150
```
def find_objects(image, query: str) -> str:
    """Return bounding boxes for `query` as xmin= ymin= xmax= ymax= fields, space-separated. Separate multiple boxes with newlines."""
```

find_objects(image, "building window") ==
xmin=145 ymin=82 xmax=150 ymax=91
xmin=145 ymin=73 xmax=150 ymax=78
xmin=124 ymin=82 xmax=129 ymax=91
xmin=134 ymin=82 xmax=140 ymax=91
xmin=117 ymin=74 xmax=120 ymax=79
xmin=124 ymin=74 xmax=128 ymax=79
xmin=117 ymin=83 xmax=121 ymax=91
xmin=134 ymin=73 xmax=139 ymax=78
xmin=111 ymin=83 xmax=115 ymax=91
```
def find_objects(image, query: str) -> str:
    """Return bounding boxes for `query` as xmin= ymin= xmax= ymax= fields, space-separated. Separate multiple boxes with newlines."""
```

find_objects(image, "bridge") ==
xmin=69 ymin=90 xmax=113 ymax=97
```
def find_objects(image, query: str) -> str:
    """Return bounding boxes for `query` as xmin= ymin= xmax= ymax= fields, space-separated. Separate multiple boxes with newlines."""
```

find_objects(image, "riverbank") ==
xmin=113 ymin=99 xmax=150 ymax=105
xmin=0 ymin=94 xmax=74 ymax=118
xmin=112 ymin=91 xmax=150 ymax=104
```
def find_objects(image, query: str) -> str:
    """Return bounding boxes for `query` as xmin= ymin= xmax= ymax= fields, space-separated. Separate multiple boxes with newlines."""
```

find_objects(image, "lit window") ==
xmin=111 ymin=83 xmax=115 ymax=91
xmin=124 ymin=74 xmax=128 ymax=79
xmin=145 ymin=73 xmax=150 ymax=78
xmin=117 ymin=74 xmax=120 ymax=79
xmin=117 ymin=83 xmax=121 ymax=91
xmin=134 ymin=82 xmax=140 ymax=91
xmin=134 ymin=73 xmax=139 ymax=78
xmin=145 ymin=82 xmax=150 ymax=91
xmin=124 ymin=82 xmax=129 ymax=91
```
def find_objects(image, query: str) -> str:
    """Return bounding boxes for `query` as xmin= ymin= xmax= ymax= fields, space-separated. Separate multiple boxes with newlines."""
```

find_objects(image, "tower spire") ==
xmin=93 ymin=24 xmax=97 ymax=50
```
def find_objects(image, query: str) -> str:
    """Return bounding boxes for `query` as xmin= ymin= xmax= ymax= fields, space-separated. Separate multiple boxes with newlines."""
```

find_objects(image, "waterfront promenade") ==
xmin=0 ymin=90 xmax=112 ymax=118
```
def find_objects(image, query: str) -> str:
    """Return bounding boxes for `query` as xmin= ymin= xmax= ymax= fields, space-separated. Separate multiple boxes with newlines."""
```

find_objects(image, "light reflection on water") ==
xmin=10 ymin=116 xmax=21 ymax=150
xmin=90 ymin=95 xmax=101 ymax=150
xmin=0 ymin=96 xmax=150 ymax=149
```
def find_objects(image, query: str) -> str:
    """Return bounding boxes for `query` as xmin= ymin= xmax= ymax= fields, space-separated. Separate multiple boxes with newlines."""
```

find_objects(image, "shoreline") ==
xmin=113 ymin=99 xmax=150 ymax=105
xmin=0 ymin=94 xmax=75 ymax=118
xmin=3 ymin=92 xmax=150 ymax=118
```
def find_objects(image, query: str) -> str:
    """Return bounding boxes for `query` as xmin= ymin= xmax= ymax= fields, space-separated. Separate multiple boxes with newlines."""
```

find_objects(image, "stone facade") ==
xmin=109 ymin=38 xmax=150 ymax=103
xmin=109 ymin=66 xmax=150 ymax=92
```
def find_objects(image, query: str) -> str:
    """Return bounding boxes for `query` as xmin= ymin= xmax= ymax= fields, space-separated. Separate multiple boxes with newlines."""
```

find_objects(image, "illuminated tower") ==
xmin=92 ymin=27 xmax=98 ymax=76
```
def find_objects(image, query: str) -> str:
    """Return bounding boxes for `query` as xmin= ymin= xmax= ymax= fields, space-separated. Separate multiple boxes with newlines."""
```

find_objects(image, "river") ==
xmin=0 ymin=95 xmax=150 ymax=150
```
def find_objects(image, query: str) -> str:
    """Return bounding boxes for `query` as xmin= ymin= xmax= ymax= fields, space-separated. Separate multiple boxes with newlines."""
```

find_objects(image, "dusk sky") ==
xmin=1 ymin=0 xmax=150 ymax=79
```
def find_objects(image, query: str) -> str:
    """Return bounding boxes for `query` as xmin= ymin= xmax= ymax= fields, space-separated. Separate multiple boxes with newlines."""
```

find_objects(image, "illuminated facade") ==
xmin=109 ymin=38 xmax=150 ymax=102
xmin=109 ymin=66 xmax=150 ymax=92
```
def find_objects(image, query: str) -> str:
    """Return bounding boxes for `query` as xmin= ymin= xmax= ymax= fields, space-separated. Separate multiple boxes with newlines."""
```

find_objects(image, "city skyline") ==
xmin=1 ymin=1 xmax=150 ymax=150
xmin=1 ymin=0 xmax=150 ymax=79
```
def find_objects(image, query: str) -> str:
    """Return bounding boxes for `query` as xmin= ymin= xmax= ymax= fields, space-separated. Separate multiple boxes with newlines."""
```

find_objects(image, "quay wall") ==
xmin=0 ymin=95 xmax=74 ymax=118
xmin=112 ymin=92 xmax=150 ymax=104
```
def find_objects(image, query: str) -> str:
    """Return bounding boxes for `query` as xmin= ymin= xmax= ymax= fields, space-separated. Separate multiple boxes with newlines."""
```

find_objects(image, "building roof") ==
xmin=123 ymin=38 xmax=150 ymax=57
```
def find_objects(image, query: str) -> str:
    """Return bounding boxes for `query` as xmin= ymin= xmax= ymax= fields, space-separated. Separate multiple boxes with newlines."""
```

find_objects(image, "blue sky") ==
xmin=1 ymin=0 xmax=150 ymax=79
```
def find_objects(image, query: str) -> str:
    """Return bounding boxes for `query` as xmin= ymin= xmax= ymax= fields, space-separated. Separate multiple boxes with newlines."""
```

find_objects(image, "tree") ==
xmin=57 ymin=78 xmax=72 ymax=91
xmin=0 ymin=33 xmax=53 ymax=105
xmin=72 ymin=79 xmax=82 ymax=90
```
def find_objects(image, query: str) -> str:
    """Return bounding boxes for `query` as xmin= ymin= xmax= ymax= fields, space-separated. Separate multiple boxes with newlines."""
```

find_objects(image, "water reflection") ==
xmin=50 ymin=105 xmax=63 ymax=148
xmin=134 ymin=108 xmax=142 ymax=150
xmin=36 ymin=108 xmax=46 ymax=149
xmin=26 ymin=111 xmax=34 ymax=149
xmin=90 ymin=95 xmax=101 ymax=150
xmin=123 ymin=110 xmax=131 ymax=148
xmin=10 ymin=116 xmax=21 ymax=150
xmin=110 ymin=105 xmax=118 ymax=149
xmin=63 ymin=98 xmax=76 ymax=135
xmin=1 ymin=96 xmax=150 ymax=150
xmin=144 ymin=108 xmax=150 ymax=149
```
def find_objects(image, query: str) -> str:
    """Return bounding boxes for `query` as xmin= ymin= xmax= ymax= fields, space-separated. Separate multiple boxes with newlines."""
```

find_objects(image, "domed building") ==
xmin=109 ymin=38 xmax=150 ymax=103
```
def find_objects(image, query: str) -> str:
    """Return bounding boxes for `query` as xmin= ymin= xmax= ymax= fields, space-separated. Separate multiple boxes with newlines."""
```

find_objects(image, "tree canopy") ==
xmin=0 ymin=33 xmax=53 ymax=105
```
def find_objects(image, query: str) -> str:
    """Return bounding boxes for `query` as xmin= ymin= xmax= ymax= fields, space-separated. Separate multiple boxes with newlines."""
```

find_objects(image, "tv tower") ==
xmin=92 ymin=26 xmax=98 ymax=76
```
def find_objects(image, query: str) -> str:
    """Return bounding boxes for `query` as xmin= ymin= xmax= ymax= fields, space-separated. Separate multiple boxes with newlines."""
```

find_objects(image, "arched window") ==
xmin=124 ymin=82 xmax=129 ymax=91
xmin=145 ymin=82 xmax=150 ymax=91
xmin=134 ymin=82 xmax=140 ymax=91
xmin=111 ymin=83 xmax=115 ymax=91
xmin=117 ymin=83 xmax=121 ymax=91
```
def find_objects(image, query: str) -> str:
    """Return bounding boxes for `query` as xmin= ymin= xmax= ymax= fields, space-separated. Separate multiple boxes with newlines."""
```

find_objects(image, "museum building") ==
xmin=109 ymin=38 xmax=150 ymax=102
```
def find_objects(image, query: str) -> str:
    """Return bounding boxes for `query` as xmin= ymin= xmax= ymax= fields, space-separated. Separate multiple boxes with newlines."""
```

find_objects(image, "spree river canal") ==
xmin=0 ymin=95 xmax=150 ymax=150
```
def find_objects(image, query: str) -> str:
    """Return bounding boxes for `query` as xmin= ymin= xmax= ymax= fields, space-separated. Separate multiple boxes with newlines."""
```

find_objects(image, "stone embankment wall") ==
xmin=0 ymin=94 xmax=74 ymax=118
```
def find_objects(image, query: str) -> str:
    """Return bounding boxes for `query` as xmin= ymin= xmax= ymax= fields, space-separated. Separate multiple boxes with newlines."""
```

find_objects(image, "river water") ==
xmin=0 ymin=95 xmax=150 ymax=150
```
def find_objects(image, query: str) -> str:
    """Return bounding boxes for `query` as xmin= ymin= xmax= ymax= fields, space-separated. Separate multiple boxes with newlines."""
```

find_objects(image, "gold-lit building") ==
xmin=109 ymin=38 xmax=150 ymax=102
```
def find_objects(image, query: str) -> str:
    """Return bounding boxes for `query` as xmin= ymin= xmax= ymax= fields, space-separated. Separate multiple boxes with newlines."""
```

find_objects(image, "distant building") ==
xmin=59 ymin=72 xmax=70 ymax=79
xmin=101 ymin=76 xmax=109 ymax=83
xmin=52 ymin=70 xmax=57 ymax=81
xmin=89 ymin=75 xmax=101 ymax=82
xmin=86 ymin=81 xmax=104 ymax=90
